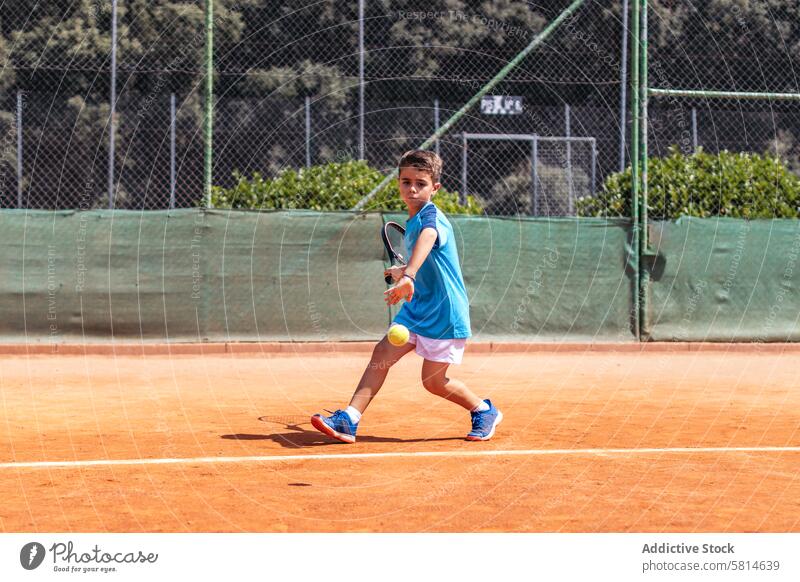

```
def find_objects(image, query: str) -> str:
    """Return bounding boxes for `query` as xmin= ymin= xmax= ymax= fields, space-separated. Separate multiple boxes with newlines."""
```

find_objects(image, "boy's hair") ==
xmin=398 ymin=150 xmax=443 ymax=184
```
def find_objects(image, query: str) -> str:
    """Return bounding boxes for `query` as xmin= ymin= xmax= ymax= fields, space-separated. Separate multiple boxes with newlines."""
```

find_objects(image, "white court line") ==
xmin=1 ymin=446 xmax=799 ymax=470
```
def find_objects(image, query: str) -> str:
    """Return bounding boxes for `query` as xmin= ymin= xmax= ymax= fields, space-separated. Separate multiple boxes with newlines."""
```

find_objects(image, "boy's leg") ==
xmin=420 ymin=359 xmax=482 ymax=410
xmin=311 ymin=336 xmax=414 ymax=443
xmin=421 ymin=359 xmax=502 ymax=441
xmin=349 ymin=336 xmax=416 ymax=413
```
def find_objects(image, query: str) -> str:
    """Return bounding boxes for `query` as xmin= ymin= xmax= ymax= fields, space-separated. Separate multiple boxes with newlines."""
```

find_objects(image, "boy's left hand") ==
xmin=384 ymin=276 xmax=414 ymax=305
xmin=384 ymin=265 xmax=406 ymax=283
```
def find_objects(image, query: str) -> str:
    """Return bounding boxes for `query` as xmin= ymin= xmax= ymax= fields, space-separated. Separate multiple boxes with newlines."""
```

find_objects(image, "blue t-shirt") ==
xmin=393 ymin=202 xmax=471 ymax=339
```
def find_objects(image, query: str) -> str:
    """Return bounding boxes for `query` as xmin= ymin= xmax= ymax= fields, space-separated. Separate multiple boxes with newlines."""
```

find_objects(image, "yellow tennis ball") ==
xmin=387 ymin=324 xmax=410 ymax=347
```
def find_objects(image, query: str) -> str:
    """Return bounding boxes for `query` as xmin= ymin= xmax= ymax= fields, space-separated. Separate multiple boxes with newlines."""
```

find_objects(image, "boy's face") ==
xmin=398 ymin=166 xmax=440 ymax=212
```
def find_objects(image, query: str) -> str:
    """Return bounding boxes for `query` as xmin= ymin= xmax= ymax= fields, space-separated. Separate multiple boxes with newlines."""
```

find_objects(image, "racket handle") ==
xmin=384 ymin=274 xmax=393 ymax=285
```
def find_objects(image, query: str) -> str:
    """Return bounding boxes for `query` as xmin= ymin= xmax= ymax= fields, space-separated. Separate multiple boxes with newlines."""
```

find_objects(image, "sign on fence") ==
xmin=480 ymin=96 xmax=523 ymax=115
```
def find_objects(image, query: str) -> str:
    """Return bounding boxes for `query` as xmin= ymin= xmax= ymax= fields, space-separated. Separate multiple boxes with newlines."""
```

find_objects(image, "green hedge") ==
xmin=578 ymin=147 xmax=800 ymax=218
xmin=211 ymin=160 xmax=483 ymax=214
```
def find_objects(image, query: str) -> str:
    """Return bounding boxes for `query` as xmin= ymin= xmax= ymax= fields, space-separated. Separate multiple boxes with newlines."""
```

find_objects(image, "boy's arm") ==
xmin=384 ymin=227 xmax=437 ymax=305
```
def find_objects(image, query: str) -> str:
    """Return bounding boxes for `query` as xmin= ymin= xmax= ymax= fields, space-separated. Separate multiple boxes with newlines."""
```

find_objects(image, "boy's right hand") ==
xmin=384 ymin=276 xmax=414 ymax=305
xmin=384 ymin=265 xmax=406 ymax=283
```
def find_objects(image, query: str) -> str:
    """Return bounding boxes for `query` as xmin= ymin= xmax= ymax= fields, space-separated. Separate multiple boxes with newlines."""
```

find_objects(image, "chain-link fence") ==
xmin=645 ymin=0 xmax=800 ymax=210
xmin=1 ymin=1 xmax=798 ymax=215
xmin=460 ymin=133 xmax=597 ymax=216
xmin=1 ymin=0 xmax=206 ymax=210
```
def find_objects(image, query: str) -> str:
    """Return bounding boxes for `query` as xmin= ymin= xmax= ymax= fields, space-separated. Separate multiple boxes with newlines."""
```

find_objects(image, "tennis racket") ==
xmin=381 ymin=221 xmax=407 ymax=284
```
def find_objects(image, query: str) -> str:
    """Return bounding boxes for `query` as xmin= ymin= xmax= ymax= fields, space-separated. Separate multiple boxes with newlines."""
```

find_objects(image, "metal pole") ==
xmin=461 ymin=132 xmax=467 ymax=206
xmin=433 ymin=98 xmax=440 ymax=157
xmin=639 ymin=0 xmax=649 ymax=338
xmin=108 ymin=0 xmax=118 ymax=209
xmin=691 ymin=107 xmax=698 ymax=152
xmin=204 ymin=0 xmax=214 ymax=207
xmin=629 ymin=0 xmax=641 ymax=340
xmin=16 ymin=91 xmax=23 ymax=208
xmin=305 ymin=96 xmax=312 ymax=168
xmin=619 ymin=0 xmax=629 ymax=172
xmin=649 ymin=88 xmax=800 ymax=100
xmin=591 ymin=138 xmax=597 ymax=197
xmin=170 ymin=94 xmax=176 ymax=209
xmin=565 ymin=104 xmax=573 ymax=215
xmin=358 ymin=0 xmax=365 ymax=160
xmin=532 ymin=135 xmax=539 ymax=216
xmin=640 ymin=0 xmax=648 ymax=244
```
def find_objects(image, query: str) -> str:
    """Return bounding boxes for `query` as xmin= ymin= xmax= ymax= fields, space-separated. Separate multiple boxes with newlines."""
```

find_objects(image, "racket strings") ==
xmin=385 ymin=225 xmax=407 ymax=262
xmin=382 ymin=222 xmax=407 ymax=284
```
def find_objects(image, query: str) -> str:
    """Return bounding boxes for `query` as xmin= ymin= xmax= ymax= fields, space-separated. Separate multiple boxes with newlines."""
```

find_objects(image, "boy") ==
xmin=311 ymin=150 xmax=502 ymax=443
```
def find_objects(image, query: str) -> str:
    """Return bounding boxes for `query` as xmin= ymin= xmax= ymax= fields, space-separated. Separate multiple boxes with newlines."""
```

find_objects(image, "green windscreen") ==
xmin=647 ymin=218 xmax=800 ymax=342
xmin=0 ymin=209 xmax=645 ymax=343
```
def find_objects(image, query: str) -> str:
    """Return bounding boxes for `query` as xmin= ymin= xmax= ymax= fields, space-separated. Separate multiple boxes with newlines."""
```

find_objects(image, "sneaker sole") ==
xmin=310 ymin=415 xmax=356 ymax=444
xmin=465 ymin=410 xmax=503 ymax=441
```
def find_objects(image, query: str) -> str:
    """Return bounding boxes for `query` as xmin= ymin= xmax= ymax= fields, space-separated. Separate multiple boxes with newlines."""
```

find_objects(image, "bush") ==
xmin=577 ymin=147 xmax=800 ymax=219
xmin=210 ymin=160 xmax=483 ymax=214
xmin=483 ymin=161 xmax=591 ymax=216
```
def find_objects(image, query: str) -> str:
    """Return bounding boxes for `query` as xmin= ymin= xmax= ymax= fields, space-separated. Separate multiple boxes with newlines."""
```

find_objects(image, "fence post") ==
xmin=204 ymin=0 xmax=214 ymax=207
xmin=691 ymin=107 xmax=698 ymax=151
xmin=629 ymin=0 xmax=641 ymax=340
xmin=433 ymin=98 xmax=440 ymax=157
xmin=358 ymin=0 xmax=365 ymax=160
xmin=170 ymin=94 xmax=176 ymax=209
xmin=638 ymin=0 xmax=650 ymax=338
xmin=460 ymin=132 xmax=467 ymax=206
xmin=532 ymin=135 xmax=539 ymax=216
xmin=108 ymin=0 xmax=118 ymax=209
xmin=591 ymin=138 xmax=597 ymax=197
xmin=565 ymin=104 xmax=574 ymax=215
xmin=16 ymin=91 xmax=23 ymax=208
xmin=619 ymin=0 xmax=629 ymax=172
xmin=305 ymin=96 xmax=312 ymax=168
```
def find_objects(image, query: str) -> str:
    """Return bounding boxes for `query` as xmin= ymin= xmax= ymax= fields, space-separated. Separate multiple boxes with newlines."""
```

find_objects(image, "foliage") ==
xmin=4 ymin=1 xmax=800 ymax=208
xmin=8 ymin=1 xmax=798 ymax=103
xmin=482 ymin=161 xmax=590 ymax=216
xmin=210 ymin=160 xmax=483 ymax=214
xmin=577 ymin=147 xmax=800 ymax=219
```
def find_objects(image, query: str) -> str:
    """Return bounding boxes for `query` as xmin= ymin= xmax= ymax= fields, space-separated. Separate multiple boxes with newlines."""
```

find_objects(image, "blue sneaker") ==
xmin=311 ymin=409 xmax=358 ymax=443
xmin=466 ymin=399 xmax=503 ymax=441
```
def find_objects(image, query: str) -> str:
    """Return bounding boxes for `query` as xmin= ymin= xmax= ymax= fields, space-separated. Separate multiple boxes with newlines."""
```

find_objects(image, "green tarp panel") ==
xmin=202 ymin=210 xmax=388 ymax=341
xmin=431 ymin=215 xmax=634 ymax=341
xmin=647 ymin=218 xmax=800 ymax=341
xmin=0 ymin=210 xmax=635 ymax=342
xmin=0 ymin=210 xmax=388 ymax=342
xmin=0 ymin=209 xmax=202 ymax=342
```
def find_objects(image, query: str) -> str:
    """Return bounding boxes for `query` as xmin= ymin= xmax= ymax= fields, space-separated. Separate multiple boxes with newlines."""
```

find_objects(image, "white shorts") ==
xmin=406 ymin=331 xmax=467 ymax=364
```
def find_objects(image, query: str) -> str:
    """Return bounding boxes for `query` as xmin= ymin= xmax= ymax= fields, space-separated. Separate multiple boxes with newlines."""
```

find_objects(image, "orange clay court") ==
xmin=1 ymin=344 xmax=799 ymax=533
